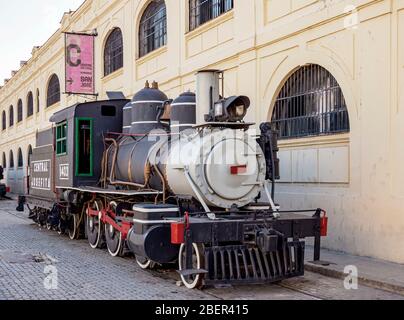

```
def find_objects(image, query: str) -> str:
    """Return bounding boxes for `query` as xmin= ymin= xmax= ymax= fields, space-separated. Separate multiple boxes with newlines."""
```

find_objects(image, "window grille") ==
xmin=17 ymin=99 xmax=23 ymax=123
xmin=9 ymin=151 xmax=14 ymax=169
xmin=9 ymin=106 xmax=14 ymax=127
xmin=189 ymin=0 xmax=234 ymax=31
xmin=104 ymin=28 xmax=123 ymax=76
xmin=139 ymin=0 xmax=167 ymax=57
xmin=27 ymin=92 xmax=33 ymax=117
xmin=47 ymin=74 xmax=61 ymax=108
xmin=36 ymin=89 xmax=40 ymax=113
xmin=2 ymin=111 xmax=6 ymax=130
xmin=271 ymin=64 xmax=350 ymax=139
xmin=17 ymin=148 xmax=23 ymax=168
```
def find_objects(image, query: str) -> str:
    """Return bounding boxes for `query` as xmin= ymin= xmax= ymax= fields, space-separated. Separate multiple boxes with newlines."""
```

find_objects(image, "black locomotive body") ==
xmin=24 ymin=71 xmax=328 ymax=289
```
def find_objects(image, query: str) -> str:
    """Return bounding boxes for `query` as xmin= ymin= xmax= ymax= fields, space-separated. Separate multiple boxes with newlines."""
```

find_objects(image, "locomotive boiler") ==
xmin=24 ymin=70 xmax=328 ymax=289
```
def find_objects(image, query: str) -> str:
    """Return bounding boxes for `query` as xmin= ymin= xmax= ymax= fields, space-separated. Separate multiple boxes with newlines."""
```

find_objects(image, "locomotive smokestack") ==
xmin=196 ymin=70 xmax=221 ymax=125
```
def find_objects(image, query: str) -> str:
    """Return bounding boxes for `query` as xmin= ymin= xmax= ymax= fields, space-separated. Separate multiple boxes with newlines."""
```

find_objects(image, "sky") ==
xmin=0 ymin=0 xmax=84 ymax=83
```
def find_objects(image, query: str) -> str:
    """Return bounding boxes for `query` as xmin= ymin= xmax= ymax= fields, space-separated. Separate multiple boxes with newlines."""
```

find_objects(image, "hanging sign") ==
xmin=65 ymin=33 xmax=95 ymax=95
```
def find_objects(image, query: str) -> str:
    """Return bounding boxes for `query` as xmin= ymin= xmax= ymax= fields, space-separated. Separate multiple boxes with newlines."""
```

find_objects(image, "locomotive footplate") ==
xmin=178 ymin=209 xmax=326 ymax=286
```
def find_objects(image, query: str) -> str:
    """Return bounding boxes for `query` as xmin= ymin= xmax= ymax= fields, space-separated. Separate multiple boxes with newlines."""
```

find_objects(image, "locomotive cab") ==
xmin=49 ymin=99 xmax=129 ymax=189
xmin=26 ymin=98 xmax=129 ymax=204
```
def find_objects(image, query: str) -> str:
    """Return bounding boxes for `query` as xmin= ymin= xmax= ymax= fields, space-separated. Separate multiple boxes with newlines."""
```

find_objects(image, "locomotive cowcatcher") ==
xmin=23 ymin=70 xmax=328 ymax=289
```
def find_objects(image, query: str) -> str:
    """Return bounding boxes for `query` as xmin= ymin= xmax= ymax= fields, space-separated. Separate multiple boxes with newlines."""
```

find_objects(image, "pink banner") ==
xmin=65 ymin=33 xmax=95 ymax=95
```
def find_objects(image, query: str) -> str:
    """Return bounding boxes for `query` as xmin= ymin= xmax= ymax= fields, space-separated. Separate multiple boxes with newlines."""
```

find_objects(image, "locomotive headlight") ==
xmin=232 ymin=104 xmax=246 ymax=117
xmin=224 ymin=96 xmax=251 ymax=122
xmin=214 ymin=101 xmax=224 ymax=117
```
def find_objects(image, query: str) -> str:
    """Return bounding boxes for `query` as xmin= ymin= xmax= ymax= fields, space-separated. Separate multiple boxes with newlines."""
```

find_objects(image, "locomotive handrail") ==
xmin=106 ymin=131 xmax=180 ymax=137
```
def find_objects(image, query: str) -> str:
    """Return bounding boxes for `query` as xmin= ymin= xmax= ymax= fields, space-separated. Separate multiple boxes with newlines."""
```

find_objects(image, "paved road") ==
xmin=0 ymin=199 xmax=403 ymax=300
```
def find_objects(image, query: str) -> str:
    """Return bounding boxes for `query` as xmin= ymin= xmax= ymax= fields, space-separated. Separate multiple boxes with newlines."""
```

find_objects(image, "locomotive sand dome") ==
xmin=170 ymin=91 xmax=196 ymax=132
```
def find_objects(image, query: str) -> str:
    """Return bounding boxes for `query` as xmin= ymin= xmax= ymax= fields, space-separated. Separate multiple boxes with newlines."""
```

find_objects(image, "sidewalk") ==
xmin=305 ymin=246 xmax=404 ymax=295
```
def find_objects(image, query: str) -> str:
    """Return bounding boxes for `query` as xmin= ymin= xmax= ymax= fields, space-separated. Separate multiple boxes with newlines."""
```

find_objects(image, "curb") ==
xmin=305 ymin=263 xmax=404 ymax=296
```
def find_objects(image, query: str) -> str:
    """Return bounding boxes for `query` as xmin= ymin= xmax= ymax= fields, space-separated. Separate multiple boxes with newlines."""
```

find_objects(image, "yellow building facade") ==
xmin=0 ymin=0 xmax=403 ymax=263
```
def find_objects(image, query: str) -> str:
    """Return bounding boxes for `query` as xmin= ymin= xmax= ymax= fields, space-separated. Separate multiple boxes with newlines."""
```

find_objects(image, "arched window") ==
xmin=271 ymin=64 xmax=350 ymax=139
xmin=27 ymin=145 xmax=33 ymax=166
xmin=17 ymin=99 xmax=23 ymax=123
xmin=139 ymin=0 xmax=167 ymax=57
xmin=104 ymin=28 xmax=123 ymax=76
xmin=27 ymin=91 xmax=33 ymax=117
xmin=9 ymin=150 xmax=14 ymax=169
xmin=2 ymin=111 xmax=6 ymax=130
xmin=2 ymin=152 xmax=6 ymax=168
xmin=47 ymin=74 xmax=61 ymax=107
xmin=17 ymin=148 xmax=23 ymax=168
xmin=36 ymin=89 xmax=40 ymax=113
xmin=189 ymin=0 xmax=234 ymax=31
xmin=9 ymin=105 xmax=14 ymax=127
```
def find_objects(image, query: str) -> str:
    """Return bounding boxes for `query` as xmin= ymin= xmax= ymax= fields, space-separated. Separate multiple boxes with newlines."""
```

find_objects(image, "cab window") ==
xmin=56 ymin=122 xmax=68 ymax=156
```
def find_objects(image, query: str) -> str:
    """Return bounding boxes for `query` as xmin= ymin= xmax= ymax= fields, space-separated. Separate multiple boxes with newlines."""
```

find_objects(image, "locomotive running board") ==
xmin=56 ymin=186 xmax=162 ymax=196
xmin=203 ymin=242 xmax=305 ymax=286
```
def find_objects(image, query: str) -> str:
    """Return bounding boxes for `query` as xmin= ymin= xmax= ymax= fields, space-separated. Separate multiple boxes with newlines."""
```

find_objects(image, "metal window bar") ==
xmin=104 ymin=29 xmax=123 ymax=76
xmin=47 ymin=76 xmax=60 ymax=107
xmin=271 ymin=65 xmax=350 ymax=139
xmin=189 ymin=0 xmax=234 ymax=31
xmin=139 ymin=3 xmax=167 ymax=57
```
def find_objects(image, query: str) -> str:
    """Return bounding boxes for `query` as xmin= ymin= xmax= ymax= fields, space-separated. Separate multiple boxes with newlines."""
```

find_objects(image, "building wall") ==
xmin=0 ymin=0 xmax=403 ymax=263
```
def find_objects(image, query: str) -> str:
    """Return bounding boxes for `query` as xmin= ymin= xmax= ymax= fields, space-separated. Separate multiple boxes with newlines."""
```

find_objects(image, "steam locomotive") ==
xmin=24 ymin=70 xmax=327 ymax=289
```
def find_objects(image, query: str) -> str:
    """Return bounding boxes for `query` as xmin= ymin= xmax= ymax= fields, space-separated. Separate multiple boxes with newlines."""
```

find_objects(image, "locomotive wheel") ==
xmin=87 ymin=200 xmax=105 ymax=249
xmin=178 ymin=243 xmax=205 ymax=290
xmin=105 ymin=223 xmax=123 ymax=257
xmin=136 ymin=257 xmax=156 ymax=270
xmin=68 ymin=214 xmax=79 ymax=240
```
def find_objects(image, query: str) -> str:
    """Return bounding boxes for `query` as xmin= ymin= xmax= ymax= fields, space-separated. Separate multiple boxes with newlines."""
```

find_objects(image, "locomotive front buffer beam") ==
xmin=174 ymin=209 xmax=328 ymax=286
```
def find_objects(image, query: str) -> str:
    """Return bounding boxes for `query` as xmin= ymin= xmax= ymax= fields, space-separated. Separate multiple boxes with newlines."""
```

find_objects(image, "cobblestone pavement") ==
xmin=0 ymin=199 xmax=403 ymax=300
